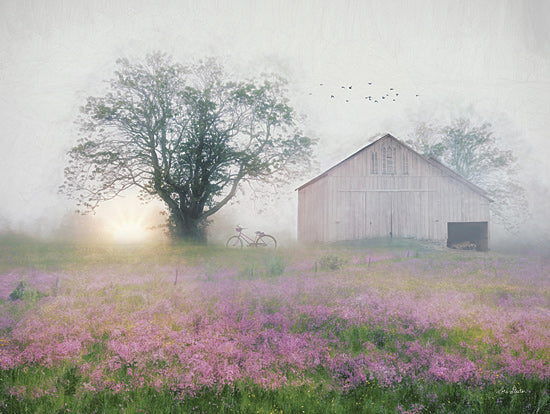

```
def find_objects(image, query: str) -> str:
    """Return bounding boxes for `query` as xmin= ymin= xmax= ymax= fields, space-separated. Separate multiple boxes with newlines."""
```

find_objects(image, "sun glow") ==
xmin=98 ymin=197 xmax=165 ymax=244
xmin=110 ymin=217 xmax=149 ymax=244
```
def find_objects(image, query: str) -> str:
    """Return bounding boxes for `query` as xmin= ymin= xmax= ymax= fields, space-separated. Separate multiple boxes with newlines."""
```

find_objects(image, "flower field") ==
xmin=0 ymin=235 xmax=549 ymax=413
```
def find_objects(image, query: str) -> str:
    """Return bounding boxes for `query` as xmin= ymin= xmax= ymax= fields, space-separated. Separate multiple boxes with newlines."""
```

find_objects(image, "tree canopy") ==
xmin=408 ymin=118 xmax=529 ymax=233
xmin=60 ymin=53 xmax=315 ymax=242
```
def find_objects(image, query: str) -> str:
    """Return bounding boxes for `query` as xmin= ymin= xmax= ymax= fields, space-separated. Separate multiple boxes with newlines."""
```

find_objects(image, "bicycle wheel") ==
xmin=256 ymin=234 xmax=277 ymax=248
xmin=226 ymin=236 xmax=243 ymax=248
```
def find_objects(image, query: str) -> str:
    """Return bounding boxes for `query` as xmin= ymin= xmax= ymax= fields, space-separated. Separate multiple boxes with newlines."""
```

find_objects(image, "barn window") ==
xmin=382 ymin=145 xmax=396 ymax=174
xmin=402 ymin=152 xmax=409 ymax=175
xmin=370 ymin=151 xmax=378 ymax=174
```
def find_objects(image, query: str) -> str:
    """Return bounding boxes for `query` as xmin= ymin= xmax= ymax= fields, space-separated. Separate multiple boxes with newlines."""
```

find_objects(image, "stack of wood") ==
xmin=450 ymin=241 xmax=478 ymax=250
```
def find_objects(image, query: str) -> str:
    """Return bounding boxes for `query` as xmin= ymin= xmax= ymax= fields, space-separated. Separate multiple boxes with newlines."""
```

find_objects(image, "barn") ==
xmin=297 ymin=134 xmax=492 ymax=250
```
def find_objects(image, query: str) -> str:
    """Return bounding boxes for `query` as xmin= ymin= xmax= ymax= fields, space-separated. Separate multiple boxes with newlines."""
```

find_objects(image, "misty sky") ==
xmin=1 ymin=0 xmax=550 ymax=241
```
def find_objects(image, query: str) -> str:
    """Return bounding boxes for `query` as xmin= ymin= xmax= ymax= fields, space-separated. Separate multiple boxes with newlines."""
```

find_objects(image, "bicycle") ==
xmin=226 ymin=226 xmax=277 ymax=248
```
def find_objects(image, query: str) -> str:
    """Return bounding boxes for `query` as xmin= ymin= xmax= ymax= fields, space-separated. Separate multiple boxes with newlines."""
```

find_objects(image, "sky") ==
xmin=1 ymin=0 xmax=550 ymax=243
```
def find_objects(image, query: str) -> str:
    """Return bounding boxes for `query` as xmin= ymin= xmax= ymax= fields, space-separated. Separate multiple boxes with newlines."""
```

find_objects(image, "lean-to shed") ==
xmin=297 ymin=134 xmax=492 ymax=250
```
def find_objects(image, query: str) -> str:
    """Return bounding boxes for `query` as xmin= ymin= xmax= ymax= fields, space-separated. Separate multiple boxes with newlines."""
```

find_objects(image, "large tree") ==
xmin=408 ymin=118 xmax=529 ymax=233
xmin=60 ymin=53 xmax=315 ymax=242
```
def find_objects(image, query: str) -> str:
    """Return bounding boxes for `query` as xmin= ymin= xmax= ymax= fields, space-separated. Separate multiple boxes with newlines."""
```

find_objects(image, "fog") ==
xmin=1 ymin=0 xmax=550 ymax=247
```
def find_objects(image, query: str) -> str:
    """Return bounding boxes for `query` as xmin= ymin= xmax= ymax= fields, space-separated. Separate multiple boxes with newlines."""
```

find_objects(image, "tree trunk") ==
xmin=169 ymin=208 xmax=207 ymax=243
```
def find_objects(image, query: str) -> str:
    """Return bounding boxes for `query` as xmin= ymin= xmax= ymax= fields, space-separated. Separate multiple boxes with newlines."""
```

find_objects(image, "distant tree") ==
xmin=408 ymin=118 xmax=529 ymax=233
xmin=60 ymin=53 xmax=315 ymax=242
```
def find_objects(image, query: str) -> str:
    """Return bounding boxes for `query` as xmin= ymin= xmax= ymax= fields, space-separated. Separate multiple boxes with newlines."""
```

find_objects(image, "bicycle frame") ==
xmin=234 ymin=227 xmax=264 ymax=246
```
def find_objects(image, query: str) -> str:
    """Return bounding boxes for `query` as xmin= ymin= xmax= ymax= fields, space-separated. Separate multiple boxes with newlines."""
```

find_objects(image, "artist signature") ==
xmin=497 ymin=386 xmax=530 ymax=395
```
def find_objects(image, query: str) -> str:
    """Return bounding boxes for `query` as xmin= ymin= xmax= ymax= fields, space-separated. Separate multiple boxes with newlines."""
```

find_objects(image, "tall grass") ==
xmin=0 ymin=234 xmax=549 ymax=413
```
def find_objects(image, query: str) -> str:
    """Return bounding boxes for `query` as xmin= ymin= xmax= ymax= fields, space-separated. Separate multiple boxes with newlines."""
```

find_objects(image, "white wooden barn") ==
xmin=297 ymin=134 xmax=492 ymax=250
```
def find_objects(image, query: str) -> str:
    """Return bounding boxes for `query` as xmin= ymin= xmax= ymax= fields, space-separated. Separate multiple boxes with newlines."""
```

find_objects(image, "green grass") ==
xmin=1 ymin=370 xmax=548 ymax=413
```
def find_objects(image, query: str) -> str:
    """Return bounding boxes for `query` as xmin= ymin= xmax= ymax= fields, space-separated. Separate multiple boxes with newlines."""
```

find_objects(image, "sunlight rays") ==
xmin=108 ymin=216 xmax=149 ymax=244
xmin=97 ymin=196 xmax=165 ymax=244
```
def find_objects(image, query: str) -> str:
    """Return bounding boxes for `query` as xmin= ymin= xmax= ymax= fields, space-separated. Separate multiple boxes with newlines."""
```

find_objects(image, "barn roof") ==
xmin=296 ymin=133 xmax=492 ymax=201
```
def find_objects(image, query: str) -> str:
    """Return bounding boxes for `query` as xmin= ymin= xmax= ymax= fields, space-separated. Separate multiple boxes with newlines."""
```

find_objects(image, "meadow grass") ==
xmin=0 ymin=234 xmax=549 ymax=413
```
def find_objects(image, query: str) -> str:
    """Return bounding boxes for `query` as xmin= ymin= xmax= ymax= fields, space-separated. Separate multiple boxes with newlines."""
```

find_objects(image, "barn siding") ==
xmin=297 ymin=134 xmax=491 ymax=244
xmin=297 ymin=176 xmax=329 ymax=242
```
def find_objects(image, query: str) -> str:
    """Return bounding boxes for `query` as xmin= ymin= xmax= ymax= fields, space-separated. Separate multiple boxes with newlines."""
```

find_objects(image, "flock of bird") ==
xmin=309 ymin=82 xmax=420 ymax=104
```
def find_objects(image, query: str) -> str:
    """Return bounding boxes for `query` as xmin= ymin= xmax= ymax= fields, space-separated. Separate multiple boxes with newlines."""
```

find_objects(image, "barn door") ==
xmin=335 ymin=191 xmax=366 ymax=241
xmin=447 ymin=222 xmax=489 ymax=251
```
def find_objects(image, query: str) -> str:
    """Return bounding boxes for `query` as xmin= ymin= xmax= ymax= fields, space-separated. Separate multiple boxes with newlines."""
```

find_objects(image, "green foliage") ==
xmin=57 ymin=366 xmax=81 ymax=396
xmin=83 ymin=332 xmax=110 ymax=363
xmin=9 ymin=281 xmax=46 ymax=302
xmin=317 ymin=253 xmax=347 ymax=271
xmin=9 ymin=281 xmax=28 ymax=301
xmin=1 ymin=367 xmax=548 ymax=414
xmin=340 ymin=325 xmax=400 ymax=353
xmin=263 ymin=254 xmax=286 ymax=277
xmin=239 ymin=253 xmax=286 ymax=279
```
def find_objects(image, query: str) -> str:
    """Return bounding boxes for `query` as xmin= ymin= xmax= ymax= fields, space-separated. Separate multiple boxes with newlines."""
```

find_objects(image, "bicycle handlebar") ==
xmin=236 ymin=226 xmax=266 ymax=234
